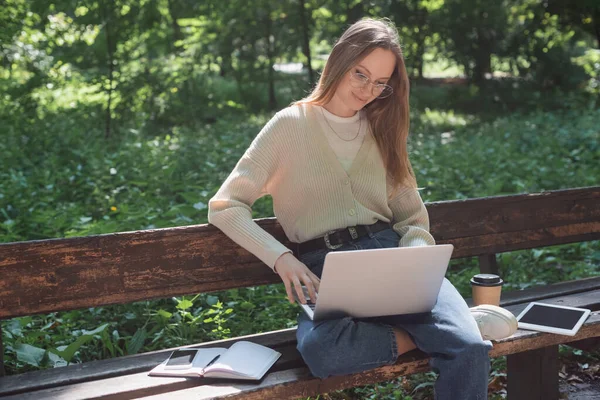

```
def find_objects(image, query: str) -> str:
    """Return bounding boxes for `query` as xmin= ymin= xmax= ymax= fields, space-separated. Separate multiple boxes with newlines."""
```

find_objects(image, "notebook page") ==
xmin=204 ymin=341 xmax=280 ymax=379
xmin=191 ymin=348 xmax=226 ymax=369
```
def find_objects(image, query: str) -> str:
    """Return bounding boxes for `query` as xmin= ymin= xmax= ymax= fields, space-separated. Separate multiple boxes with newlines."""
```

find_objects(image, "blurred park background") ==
xmin=1 ymin=0 xmax=599 ymax=398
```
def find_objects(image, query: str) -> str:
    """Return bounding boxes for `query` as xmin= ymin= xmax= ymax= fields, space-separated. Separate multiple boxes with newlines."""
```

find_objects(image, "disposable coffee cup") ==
xmin=470 ymin=274 xmax=504 ymax=306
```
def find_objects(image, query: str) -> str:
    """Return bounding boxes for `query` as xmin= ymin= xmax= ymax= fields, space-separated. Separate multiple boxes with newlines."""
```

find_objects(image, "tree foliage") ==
xmin=1 ymin=0 xmax=598 ymax=136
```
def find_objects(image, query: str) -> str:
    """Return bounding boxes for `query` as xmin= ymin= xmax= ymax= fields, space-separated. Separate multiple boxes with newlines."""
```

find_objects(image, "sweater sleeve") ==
xmin=208 ymin=115 xmax=292 ymax=271
xmin=388 ymin=186 xmax=436 ymax=247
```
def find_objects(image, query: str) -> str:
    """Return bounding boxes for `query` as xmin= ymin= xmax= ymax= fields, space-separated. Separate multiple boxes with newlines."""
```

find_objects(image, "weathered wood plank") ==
xmin=0 ymin=187 xmax=598 ymax=319
xmin=507 ymin=347 xmax=559 ymax=400
xmin=503 ymin=289 xmax=600 ymax=318
xmin=0 ymin=225 xmax=278 ymax=319
xmin=0 ymin=328 xmax=298 ymax=397
xmin=444 ymin=221 xmax=599 ymax=258
xmin=4 ymin=313 xmax=598 ymax=400
xmin=427 ymin=186 xmax=600 ymax=241
xmin=1 ymin=282 xmax=599 ymax=398
xmin=1 ymin=279 xmax=598 ymax=397
xmin=498 ymin=276 xmax=600 ymax=307
xmin=493 ymin=312 xmax=600 ymax=356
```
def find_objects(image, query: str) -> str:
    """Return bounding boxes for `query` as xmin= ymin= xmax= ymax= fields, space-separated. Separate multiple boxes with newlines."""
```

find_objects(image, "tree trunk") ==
xmin=414 ymin=7 xmax=428 ymax=79
xmin=144 ymin=64 xmax=156 ymax=123
xmin=463 ymin=61 xmax=472 ymax=81
xmin=167 ymin=0 xmax=183 ymax=52
xmin=346 ymin=1 xmax=364 ymax=25
xmin=265 ymin=8 xmax=277 ymax=110
xmin=473 ymin=51 xmax=491 ymax=84
xmin=0 ymin=45 xmax=10 ymax=80
xmin=219 ymin=52 xmax=231 ymax=77
xmin=103 ymin=4 xmax=114 ymax=140
xmin=473 ymin=23 xmax=492 ymax=85
xmin=299 ymin=0 xmax=314 ymax=85
xmin=414 ymin=40 xmax=425 ymax=79
xmin=594 ymin=7 xmax=600 ymax=49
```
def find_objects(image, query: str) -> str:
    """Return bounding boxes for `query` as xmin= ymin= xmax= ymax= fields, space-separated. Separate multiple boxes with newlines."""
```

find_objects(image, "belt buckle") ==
xmin=348 ymin=226 xmax=359 ymax=239
xmin=323 ymin=230 xmax=344 ymax=250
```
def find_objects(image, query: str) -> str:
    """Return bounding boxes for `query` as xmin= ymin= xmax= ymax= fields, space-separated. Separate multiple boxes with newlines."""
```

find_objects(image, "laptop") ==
xmin=295 ymin=244 xmax=453 ymax=321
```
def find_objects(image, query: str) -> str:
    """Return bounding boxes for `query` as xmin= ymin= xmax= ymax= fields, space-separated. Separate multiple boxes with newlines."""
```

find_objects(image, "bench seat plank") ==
xmin=4 ymin=313 xmax=598 ymax=400
xmin=1 ymin=277 xmax=597 ymax=396
xmin=2 ymin=282 xmax=598 ymax=399
xmin=498 ymin=276 xmax=600 ymax=307
xmin=0 ymin=328 xmax=297 ymax=397
xmin=503 ymin=288 xmax=600 ymax=316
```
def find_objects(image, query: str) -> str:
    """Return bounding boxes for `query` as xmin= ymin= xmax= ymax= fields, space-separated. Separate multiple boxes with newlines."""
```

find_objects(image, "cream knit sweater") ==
xmin=208 ymin=103 xmax=435 ymax=270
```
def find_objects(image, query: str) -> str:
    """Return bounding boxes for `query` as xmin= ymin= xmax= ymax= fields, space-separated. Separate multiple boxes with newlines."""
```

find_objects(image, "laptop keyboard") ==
xmin=297 ymin=286 xmax=317 ymax=310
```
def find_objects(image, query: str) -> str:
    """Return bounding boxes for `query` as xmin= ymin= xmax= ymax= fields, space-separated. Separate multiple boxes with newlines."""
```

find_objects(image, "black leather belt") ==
xmin=293 ymin=220 xmax=391 ymax=258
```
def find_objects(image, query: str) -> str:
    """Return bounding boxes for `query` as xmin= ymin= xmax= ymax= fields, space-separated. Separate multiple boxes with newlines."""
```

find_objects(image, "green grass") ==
xmin=1 ymin=79 xmax=598 ymax=398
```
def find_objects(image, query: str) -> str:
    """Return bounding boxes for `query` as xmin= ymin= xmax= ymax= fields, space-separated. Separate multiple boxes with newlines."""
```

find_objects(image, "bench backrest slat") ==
xmin=0 ymin=186 xmax=598 ymax=319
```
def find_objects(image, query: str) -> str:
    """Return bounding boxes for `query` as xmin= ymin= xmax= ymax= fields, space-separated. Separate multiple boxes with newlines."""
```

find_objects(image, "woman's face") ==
xmin=331 ymin=48 xmax=396 ymax=115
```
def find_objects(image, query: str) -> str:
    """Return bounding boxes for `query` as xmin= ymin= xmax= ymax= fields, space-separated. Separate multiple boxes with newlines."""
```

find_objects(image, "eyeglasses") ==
xmin=349 ymin=70 xmax=394 ymax=99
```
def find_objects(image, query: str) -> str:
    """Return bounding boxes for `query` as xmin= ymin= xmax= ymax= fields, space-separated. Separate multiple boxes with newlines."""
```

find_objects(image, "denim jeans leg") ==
xmin=296 ymin=313 xmax=398 ymax=378
xmin=366 ymin=229 xmax=491 ymax=399
xmin=378 ymin=278 xmax=492 ymax=400
xmin=294 ymin=227 xmax=490 ymax=399
xmin=295 ymin=232 xmax=399 ymax=379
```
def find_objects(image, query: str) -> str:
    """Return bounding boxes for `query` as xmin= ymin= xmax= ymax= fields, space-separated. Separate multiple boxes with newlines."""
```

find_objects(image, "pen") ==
xmin=205 ymin=355 xmax=220 ymax=368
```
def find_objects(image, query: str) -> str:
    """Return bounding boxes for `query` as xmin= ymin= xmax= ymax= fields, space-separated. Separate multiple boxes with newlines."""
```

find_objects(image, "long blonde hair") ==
xmin=294 ymin=18 xmax=416 ymax=198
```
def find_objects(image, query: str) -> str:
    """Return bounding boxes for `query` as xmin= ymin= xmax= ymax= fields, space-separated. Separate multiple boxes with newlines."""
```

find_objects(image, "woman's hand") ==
xmin=274 ymin=252 xmax=320 ymax=304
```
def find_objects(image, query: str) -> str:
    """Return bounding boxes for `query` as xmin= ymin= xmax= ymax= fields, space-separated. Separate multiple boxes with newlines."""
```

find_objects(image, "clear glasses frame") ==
xmin=349 ymin=70 xmax=394 ymax=99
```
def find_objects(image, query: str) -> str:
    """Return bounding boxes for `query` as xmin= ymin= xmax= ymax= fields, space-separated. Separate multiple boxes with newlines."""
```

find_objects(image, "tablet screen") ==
xmin=518 ymin=304 xmax=586 ymax=329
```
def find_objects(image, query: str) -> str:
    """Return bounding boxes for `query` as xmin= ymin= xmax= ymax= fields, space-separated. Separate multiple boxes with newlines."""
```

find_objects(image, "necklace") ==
xmin=320 ymin=107 xmax=362 ymax=142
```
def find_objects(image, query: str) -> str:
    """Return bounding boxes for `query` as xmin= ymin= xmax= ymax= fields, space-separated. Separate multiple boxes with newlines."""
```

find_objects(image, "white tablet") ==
xmin=516 ymin=302 xmax=591 ymax=336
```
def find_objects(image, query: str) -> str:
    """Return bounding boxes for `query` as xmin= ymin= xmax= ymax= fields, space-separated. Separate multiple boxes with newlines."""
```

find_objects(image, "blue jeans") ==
xmin=295 ymin=228 xmax=492 ymax=400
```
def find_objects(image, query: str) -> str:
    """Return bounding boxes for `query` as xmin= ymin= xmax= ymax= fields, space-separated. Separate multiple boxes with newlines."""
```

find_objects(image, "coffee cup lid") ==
xmin=470 ymin=274 xmax=504 ymax=287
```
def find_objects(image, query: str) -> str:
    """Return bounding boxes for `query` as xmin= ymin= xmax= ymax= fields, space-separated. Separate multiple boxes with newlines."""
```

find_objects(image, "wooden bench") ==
xmin=1 ymin=186 xmax=599 ymax=400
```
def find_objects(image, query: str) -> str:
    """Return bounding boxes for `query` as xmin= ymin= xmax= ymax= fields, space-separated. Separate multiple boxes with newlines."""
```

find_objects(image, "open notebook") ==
xmin=148 ymin=341 xmax=281 ymax=380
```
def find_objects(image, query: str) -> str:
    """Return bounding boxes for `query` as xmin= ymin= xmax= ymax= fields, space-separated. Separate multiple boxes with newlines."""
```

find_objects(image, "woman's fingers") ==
xmin=282 ymin=277 xmax=295 ymax=304
xmin=302 ymin=275 xmax=317 ymax=303
xmin=308 ymin=271 xmax=321 ymax=292
xmin=276 ymin=257 xmax=320 ymax=305
xmin=292 ymin=275 xmax=306 ymax=304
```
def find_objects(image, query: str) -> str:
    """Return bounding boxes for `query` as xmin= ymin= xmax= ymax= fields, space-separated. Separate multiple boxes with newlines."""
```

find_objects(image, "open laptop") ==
xmin=295 ymin=244 xmax=453 ymax=321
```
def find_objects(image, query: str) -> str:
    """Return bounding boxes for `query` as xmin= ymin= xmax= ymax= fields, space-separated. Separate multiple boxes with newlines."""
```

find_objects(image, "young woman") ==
xmin=208 ymin=17 xmax=515 ymax=399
